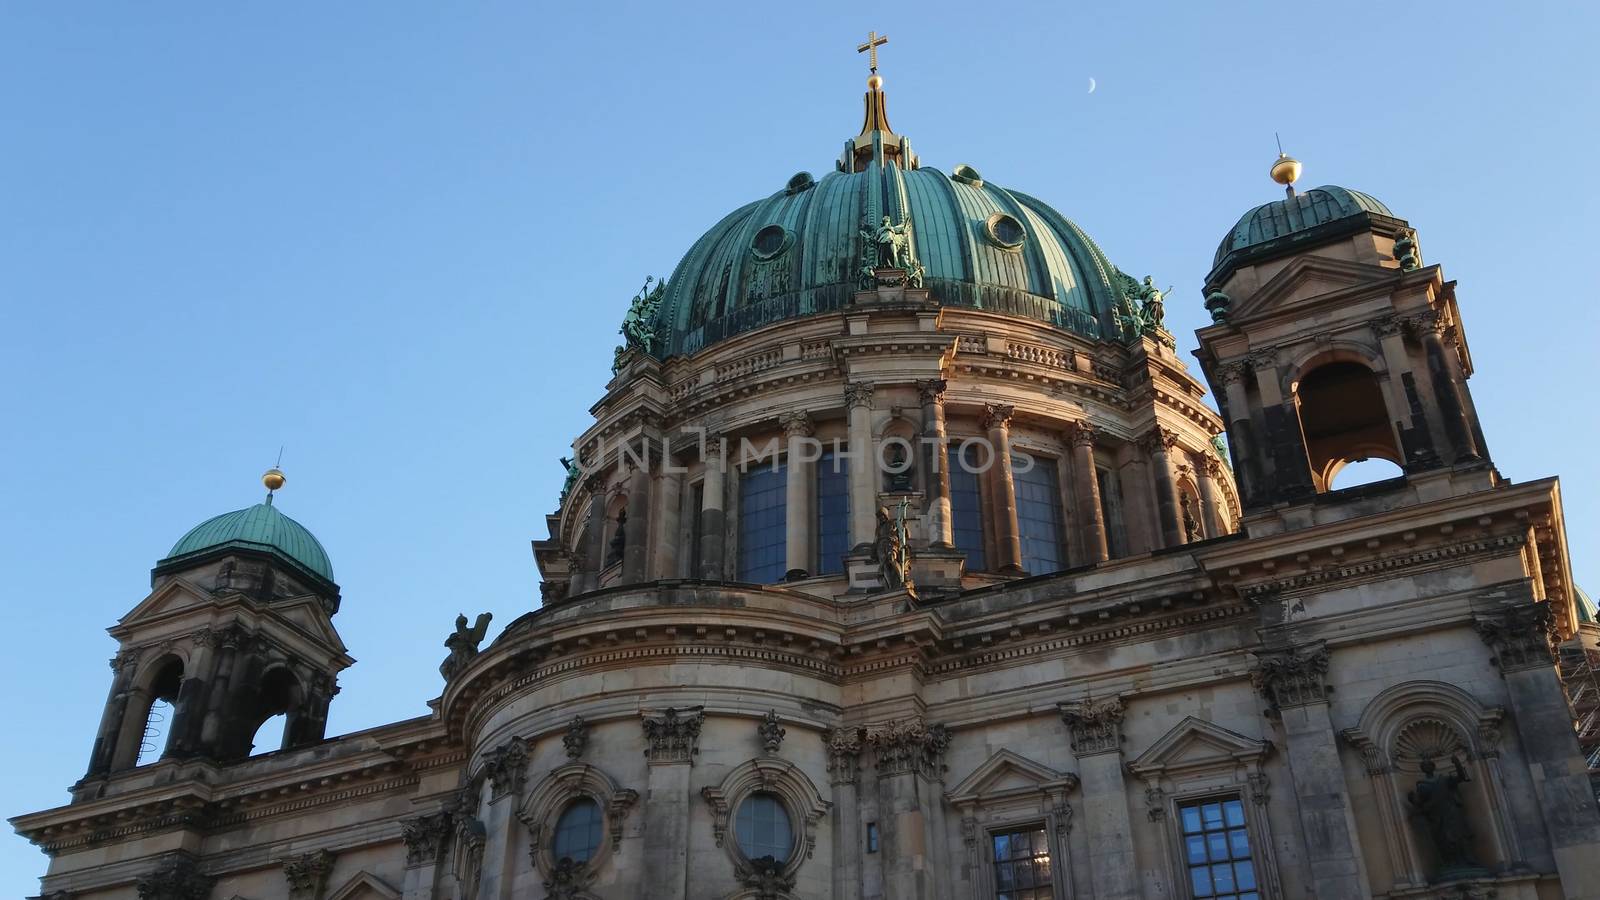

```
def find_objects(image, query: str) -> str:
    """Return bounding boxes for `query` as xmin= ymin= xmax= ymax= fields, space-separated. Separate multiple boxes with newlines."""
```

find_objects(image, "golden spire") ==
xmin=842 ymin=31 xmax=916 ymax=172
xmin=1269 ymin=133 xmax=1302 ymax=197
xmin=263 ymin=446 xmax=286 ymax=503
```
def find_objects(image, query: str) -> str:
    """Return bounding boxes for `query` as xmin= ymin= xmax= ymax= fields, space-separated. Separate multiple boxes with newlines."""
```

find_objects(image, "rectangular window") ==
xmin=1178 ymin=796 xmax=1259 ymax=900
xmin=1097 ymin=466 xmax=1127 ymax=559
xmin=949 ymin=444 xmax=987 ymax=571
xmin=865 ymin=821 xmax=879 ymax=853
xmin=1014 ymin=457 xmax=1064 ymax=575
xmin=738 ymin=462 xmax=787 ymax=583
xmin=990 ymin=825 xmax=1054 ymax=899
xmin=689 ymin=481 xmax=705 ymax=577
xmin=816 ymin=450 xmax=850 ymax=575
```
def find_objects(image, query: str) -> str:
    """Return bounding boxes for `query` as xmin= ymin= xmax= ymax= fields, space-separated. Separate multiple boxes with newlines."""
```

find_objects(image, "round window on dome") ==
xmin=751 ymin=225 xmax=792 ymax=260
xmin=985 ymin=213 xmax=1026 ymax=250
xmin=552 ymin=798 xmax=604 ymax=864
xmin=951 ymin=164 xmax=984 ymax=186
xmin=734 ymin=792 xmax=793 ymax=864
xmin=786 ymin=171 xmax=816 ymax=194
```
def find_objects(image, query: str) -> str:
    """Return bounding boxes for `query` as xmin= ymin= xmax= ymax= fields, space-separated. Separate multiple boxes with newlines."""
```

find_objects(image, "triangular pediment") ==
xmin=947 ymin=749 xmax=1076 ymax=804
xmin=1129 ymin=716 xmax=1271 ymax=777
xmin=270 ymin=594 xmax=347 ymax=653
xmin=327 ymin=872 xmax=400 ymax=900
xmin=116 ymin=577 xmax=213 ymax=628
xmin=1228 ymin=255 xmax=1399 ymax=323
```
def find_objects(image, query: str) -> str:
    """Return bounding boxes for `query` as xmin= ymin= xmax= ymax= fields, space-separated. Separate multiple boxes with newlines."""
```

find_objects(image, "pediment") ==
xmin=270 ymin=594 xmax=348 ymax=653
xmin=1228 ymin=255 xmax=1397 ymax=323
xmin=947 ymin=749 xmax=1076 ymax=804
xmin=1128 ymin=716 xmax=1271 ymax=778
xmin=117 ymin=577 xmax=214 ymax=628
xmin=327 ymin=872 xmax=400 ymax=900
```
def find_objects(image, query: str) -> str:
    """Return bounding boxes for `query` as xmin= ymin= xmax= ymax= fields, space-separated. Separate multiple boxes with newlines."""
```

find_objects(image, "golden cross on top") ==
xmin=857 ymin=30 xmax=889 ymax=71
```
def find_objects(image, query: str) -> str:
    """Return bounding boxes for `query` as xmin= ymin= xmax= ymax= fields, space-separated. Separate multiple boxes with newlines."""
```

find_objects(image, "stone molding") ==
xmin=1249 ymin=642 xmax=1331 ymax=709
xmin=1057 ymin=697 xmax=1125 ymax=756
xmin=563 ymin=715 xmax=590 ymax=760
xmin=865 ymin=719 xmax=951 ymax=778
xmin=482 ymin=736 xmax=529 ymax=799
xmin=282 ymin=849 xmax=336 ymax=899
xmin=401 ymin=810 xmax=454 ymax=867
xmin=700 ymin=756 xmax=830 ymax=894
xmin=757 ymin=709 xmax=786 ymax=755
xmin=640 ymin=706 xmax=704 ymax=764
xmin=519 ymin=763 xmax=639 ymax=889
xmin=1474 ymin=601 xmax=1558 ymax=673
xmin=980 ymin=403 xmax=1015 ymax=431
xmin=135 ymin=855 xmax=214 ymax=900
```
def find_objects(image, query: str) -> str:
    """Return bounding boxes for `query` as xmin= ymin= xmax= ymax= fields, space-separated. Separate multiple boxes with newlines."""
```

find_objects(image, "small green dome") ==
xmin=1212 ymin=185 xmax=1395 ymax=270
xmin=1577 ymin=585 xmax=1597 ymax=625
xmin=163 ymin=501 xmax=333 ymax=582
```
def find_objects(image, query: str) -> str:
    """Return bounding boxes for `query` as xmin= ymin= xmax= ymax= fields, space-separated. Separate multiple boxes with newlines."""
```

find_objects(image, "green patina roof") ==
xmin=1213 ymin=185 xmax=1394 ymax=269
xmin=652 ymin=161 xmax=1135 ymax=358
xmin=1578 ymin=585 xmax=1597 ymax=625
xmin=163 ymin=500 xmax=333 ymax=582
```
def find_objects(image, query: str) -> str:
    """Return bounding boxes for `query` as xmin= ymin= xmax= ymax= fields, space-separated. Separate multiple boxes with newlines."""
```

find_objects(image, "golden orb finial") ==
xmin=867 ymin=72 xmax=883 ymax=91
xmin=1270 ymin=152 xmax=1302 ymax=186
xmin=262 ymin=467 xmax=286 ymax=493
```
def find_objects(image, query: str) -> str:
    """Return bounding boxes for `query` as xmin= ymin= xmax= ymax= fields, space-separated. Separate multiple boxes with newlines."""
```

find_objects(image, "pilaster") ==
xmin=1059 ymin=698 xmax=1137 ymax=900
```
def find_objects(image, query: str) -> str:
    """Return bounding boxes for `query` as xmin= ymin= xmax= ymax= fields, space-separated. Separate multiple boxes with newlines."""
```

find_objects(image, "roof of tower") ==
xmin=646 ymin=68 xmax=1144 ymax=359
xmin=1212 ymin=185 xmax=1396 ymax=270
xmin=162 ymin=498 xmax=334 ymax=582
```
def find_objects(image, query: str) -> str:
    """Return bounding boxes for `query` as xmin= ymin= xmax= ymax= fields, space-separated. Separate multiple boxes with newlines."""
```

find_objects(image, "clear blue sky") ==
xmin=3 ymin=2 xmax=1595 ymax=891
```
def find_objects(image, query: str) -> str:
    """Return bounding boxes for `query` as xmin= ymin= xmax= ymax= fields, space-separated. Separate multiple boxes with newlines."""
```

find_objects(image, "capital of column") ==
xmin=780 ymin=411 xmax=814 ymax=438
xmin=701 ymin=431 xmax=726 ymax=461
xmin=844 ymin=382 xmax=875 ymax=410
xmin=823 ymin=725 xmax=864 ymax=785
xmin=980 ymin=402 xmax=1015 ymax=431
xmin=1249 ymin=642 xmax=1331 ymax=709
xmin=582 ymin=471 xmax=607 ymax=496
xmin=1370 ymin=313 xmax=1405 ymax=339
xmin=1202 ymin=453 xmax=1225 ymax=479
xmin=1215 ymin=361 xmax=1248 ymax=387
xmin=1474 ymin=601 xmax=1558 ymax=674
xmin=282 ymin=849 xmax=336 ymax=898
xmin=401 ymin=810 xmax=455 ymax=867
xmin=482 ymin=735 xmax=530 ymax=799
xmin=1066 ymin=420 xmax=1097 ymax=449
xmin=1137 ymin=427 xmax=1180 ymax=457
xmin=916 ymin=378 xmax=948 ymax=406
xmin=865 ymin=718 xmax=951 ymax=778
xmin=1246 ymin=347 xmax=1279 ymax=369
xmin=641 ymin=706 xmax=704 ymax=764
xmin=1058 ymin=697 xmax=1125 ymax=756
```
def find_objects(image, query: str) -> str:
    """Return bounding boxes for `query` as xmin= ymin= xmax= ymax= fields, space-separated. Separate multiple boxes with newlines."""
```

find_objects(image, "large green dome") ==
xmin=648 ymin=78 xmax=1141 ymax=359
xmin=162 ymin=500 xmax=334 ymax=582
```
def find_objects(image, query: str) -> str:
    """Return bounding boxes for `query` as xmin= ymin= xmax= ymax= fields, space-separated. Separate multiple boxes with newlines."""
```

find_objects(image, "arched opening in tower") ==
xmin=1294 ymin=361 xmax=1403 ymax=492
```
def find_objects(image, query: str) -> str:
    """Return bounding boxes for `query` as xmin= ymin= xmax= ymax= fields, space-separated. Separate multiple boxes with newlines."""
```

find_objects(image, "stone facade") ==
xmin=11 ymin=65 xmax=1600 ymax=900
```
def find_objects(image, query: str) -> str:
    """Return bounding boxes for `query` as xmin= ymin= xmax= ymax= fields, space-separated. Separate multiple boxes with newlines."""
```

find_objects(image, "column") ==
xmin=1414 ymin=311 xmax=1481 ymax=463
xmin=825 ymin=728 xmax=865 ymax=900
xmin=400 ymin=811 xmax=454 ymax=900
xmin=1250 ymin=642 xmax=1371 ymax=899
xmin=1195 ymin=454 xmax=1228 ymax=537
xmin=199 ymin=627 xmax=241 ymax=751
xmin=87 ymin=649 xmax=139 ymax=776
xmin=652 ymin=451 xmax=685 ymax=580
xmin=1250 ymin=349 xmax=1317 ymax=501
xmin=109 ymin=684 xmax=152 ymax=771
xmin=573 ymin=474 xmax=608 ymax=594
xmin=868 ymin=720 xmax=951 ymax=899
xmin=1370 ymin=315 xmax=1439 ymax=469
xmin=477 ymin=737 xmax=529 ymax=900
xmin=982 ymin=403 xmax=1024 ymax=574
xmin=1066 ymin=421 xmax=1108 ymax=563
xmin=782 ymin=412 xmax=816 ymax=579
xmin=640 ymin=707 xmax=703 ymax=900
xmin=166 ymin=636 xmax=217 ymax=758
xmin=622 ymin=454 xmax=652 ymax=584
xmin=846 ymin=383 xmax=877 ymax=549
xmin=1217 ymin=362 xmax=1262 ymax=507
xmin=1059 ymin=699 xmax=1138 ymax=900
xmin=698 ymin=437 xmax=726 ymax=579
xmin=1140 ymin=428 xmax=1184 ymax=549
xmin=1475 ymin=603 xmax=1600 ymax=887
xmin=918 ymin=379 xmax=954 ymax=548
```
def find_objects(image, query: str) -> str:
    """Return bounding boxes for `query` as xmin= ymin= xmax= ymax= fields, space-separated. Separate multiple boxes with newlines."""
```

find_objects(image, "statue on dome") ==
xmin=440 ymin=612 xmax=494 ymax=681
xmin=862 ymin=214 xmax=913 ymax=269
xmin=558 ymin=457 xmax=580 ymax=506
xmin=1135 ymin=276 xmax=1169 ymax=333
xmin=614 ymin=276 xmax=667 ymax=371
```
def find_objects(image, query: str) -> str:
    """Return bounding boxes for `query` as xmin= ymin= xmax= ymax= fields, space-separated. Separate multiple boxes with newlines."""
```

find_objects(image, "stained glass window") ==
xmin=1178 ymin=797 xmax=1259 ymax=900
xmin=738 ymin=462 xmax=786 ymax=582
xmin=816 ymin=451 xmax=849 ymax=575
xmin=949 ymin=444 xmax=987 ymax=571
xmin=1014 ymin=457 xmax=1064 ymax=575
xmin=991 ymin=825 xmax=1053 ymax=899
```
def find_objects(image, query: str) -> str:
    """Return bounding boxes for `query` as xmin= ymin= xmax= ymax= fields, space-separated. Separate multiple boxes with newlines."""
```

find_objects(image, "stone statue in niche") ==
xmin=1181 ymin=494 xmax=1201 ymax=543
xmin=440 ymin=612 xmax=494 ymax=681
xmin=883 ymin=442 xmax=914 ymax=492
xmin=1407 ymin=755 xmax=1485 ymax=877
xmin=606 ymin=509 xmax=627 ymax=568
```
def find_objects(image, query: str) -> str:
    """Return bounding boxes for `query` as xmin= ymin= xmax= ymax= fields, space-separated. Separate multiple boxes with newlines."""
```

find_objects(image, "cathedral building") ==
xmin=13 ymin=45 xmax=1600 ymax=900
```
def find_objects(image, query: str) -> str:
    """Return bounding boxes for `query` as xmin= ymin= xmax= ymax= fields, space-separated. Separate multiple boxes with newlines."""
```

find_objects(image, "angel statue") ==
xmin=619 ymin=276 xmax=665 ymax=356
xmin=861 ymin=215 xmax=912 ymax=269
xmin=440 ymin=612 xmax=494 ymax=681
xmin=1136 ymin=276 xmax=1169 ymax=333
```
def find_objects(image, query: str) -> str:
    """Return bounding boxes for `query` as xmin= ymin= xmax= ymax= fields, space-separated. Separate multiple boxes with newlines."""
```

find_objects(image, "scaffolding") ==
xmin=1558 ymin=628 xmax=1600 ymax=799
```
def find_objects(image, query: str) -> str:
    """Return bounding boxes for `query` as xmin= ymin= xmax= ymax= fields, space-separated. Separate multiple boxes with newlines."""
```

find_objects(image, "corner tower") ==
xmin=78 ymin=470 xmax=352 ymax=799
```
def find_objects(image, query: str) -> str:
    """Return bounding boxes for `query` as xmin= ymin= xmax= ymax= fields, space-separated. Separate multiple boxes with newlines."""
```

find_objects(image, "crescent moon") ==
xmin=1087 ymin=77 xmax=1097 ymax=94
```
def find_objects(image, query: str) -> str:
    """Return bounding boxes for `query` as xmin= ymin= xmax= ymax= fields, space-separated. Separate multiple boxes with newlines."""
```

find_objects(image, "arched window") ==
xmin=1329 ymin=457 xmax=1405 ymax=490
xmin=816 ymin=450 xmax=850 ymax=575
xmin=738 ymin=461 xmax=787 ymax=583
xmin=244 ymin=667 xmax=302 ymax=756
xmin=734 ymin=792 xmax=793 ymax=864
xmin=552 ymin=798 xmax=604 ymax=864
xmin=133 ymin=658 xmax=184 ymax=766
xmin=1294 ymin=361 xmax=1403 ymax=492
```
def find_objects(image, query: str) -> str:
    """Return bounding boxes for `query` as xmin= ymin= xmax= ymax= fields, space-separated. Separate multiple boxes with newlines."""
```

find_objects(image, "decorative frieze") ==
xmin=866 ymin=719 xmax=950 ymax=778
xmin=758 ymin=709 xmax=786 ymax=755
xmin=1249 ymin=642 xmax=1331 ymax=709
xmin=823 ymin=726 xmax=863 ymax=784
xmin=1474 ymin=601 xmax=1557 ymax=674
xmin=401 ymin=811 xmax=454 ymax=867
xmin=641 ymin=706 xmax=703 ymax=764
xmin=483 ymin=736 xmax=529 ymax=799
xmin=563 ymin=715 xmax=590 ymax=760
xmin=135 ymin=856 xmax=214 ymax=900
xmin=1058 ymin=697 xmax=1125 ymax=756
xmin=282 ymin=849 xmax=336 ymax=899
